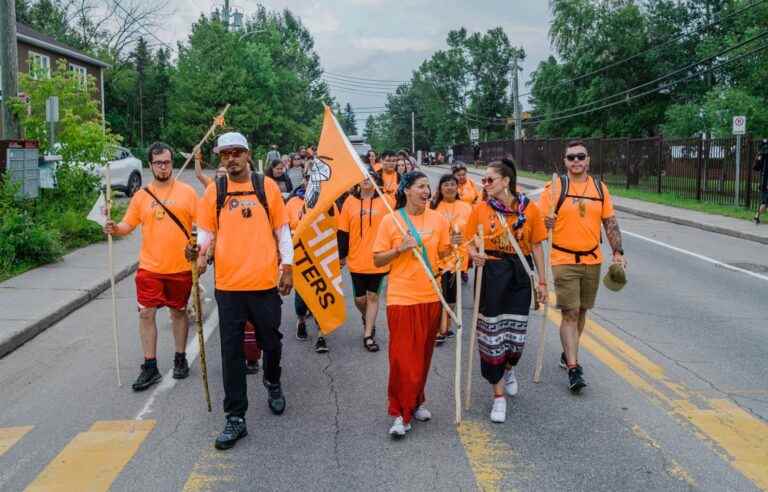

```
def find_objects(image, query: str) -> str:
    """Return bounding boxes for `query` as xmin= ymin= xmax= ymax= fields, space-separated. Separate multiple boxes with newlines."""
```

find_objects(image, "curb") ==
xmin=0 ymin=261 xmax=139 ymax=359
xmin=433 ymin=165 xmax=768 ymax=246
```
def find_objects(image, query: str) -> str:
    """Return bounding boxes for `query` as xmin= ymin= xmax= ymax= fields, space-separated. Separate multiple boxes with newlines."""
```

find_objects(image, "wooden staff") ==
xmin=174 ymin=104 xmax=231 ymax=180
xmin=367 ymin=175 xmax=460 ymax=324
xmin=464 ymin=224 xmax=484 ymax=410
xmin=533 ymin=173 xmax=559 ymax=383
xmin=452 ymin=225 xmax=463 ymax=425
xmin=189 ymin=227 xmax=212 ymax=411
xmin=105 ymin=163 xmax=122 ymax=386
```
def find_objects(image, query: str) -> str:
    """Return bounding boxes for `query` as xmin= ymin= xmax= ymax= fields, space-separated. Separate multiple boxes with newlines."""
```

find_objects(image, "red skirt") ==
xmin=386 ymin=302 xmax=441 ymax=423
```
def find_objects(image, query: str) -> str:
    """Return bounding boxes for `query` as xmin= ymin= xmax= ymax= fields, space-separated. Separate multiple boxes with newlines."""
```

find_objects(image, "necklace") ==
xmin=571 ymin=179 xmax=590 ymax=218
xmin=150 ymin=182 xmax=174 ymax=221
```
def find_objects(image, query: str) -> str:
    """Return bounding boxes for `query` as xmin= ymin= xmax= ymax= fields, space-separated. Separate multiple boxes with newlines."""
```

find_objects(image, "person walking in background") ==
xmin=453 ymin=163 xmax=480 ymax=205
xmin=754 ymin=139 xmax=768 ymax=224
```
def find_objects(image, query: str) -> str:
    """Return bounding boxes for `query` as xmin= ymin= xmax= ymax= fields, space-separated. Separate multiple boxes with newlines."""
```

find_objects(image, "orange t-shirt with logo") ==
xmin=458 ymin=179 xmax=480 ymax=205
xmin=381 ymin=170 xmax=399 ymax=196
xmin=338 ymin=194 xmax=392 ymax=274
xmin=538 ymin=176 xmax=614 ymax=266
xmin=465 ymin=201 xmax=547 ymax=257
xmin=286 ymin=196 xmax=305 ymax=231
xmin=198 ymin=176 xmax=288 ymax=291
xmin=373 ymin=208 xmax=450 ymax=306
xmin=122 ymin=181 xmax=198 ymax=274
xmin=433 ymin=199 xmax=472 ymax=272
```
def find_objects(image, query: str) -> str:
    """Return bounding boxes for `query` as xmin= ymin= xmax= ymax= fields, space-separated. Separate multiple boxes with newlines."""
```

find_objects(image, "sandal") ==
xmin=363 ymin=335 xmax=380 ymax=352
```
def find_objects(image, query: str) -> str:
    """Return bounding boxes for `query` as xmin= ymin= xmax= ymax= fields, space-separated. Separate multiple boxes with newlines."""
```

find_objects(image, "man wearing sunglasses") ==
xmin=539 ymin=140 xmax=626 ymax=393
xmin=104 ymin=142 xmax=199 ymax=392
xmin=196 ymin=132 xmax=294 ymax=450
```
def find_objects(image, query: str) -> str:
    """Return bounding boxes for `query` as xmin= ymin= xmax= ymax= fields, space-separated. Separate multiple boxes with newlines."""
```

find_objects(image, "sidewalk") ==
xmin=0 ymin=234 xmax=140 ymax=358
xmin=434 ymin=164 xmax=768 ymax=245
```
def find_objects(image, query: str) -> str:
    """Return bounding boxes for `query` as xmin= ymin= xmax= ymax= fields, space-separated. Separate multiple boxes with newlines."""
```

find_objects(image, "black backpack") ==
xmin=554 ymin=174 xmax=604 ymax=215
xmin=215 ymin=173 xmax=270 ymax=227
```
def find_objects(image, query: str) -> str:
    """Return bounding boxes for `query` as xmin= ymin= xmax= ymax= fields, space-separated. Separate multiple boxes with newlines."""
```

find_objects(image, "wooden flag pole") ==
xmin=464 ymin=224 xmax=484 ymax=410
xmin=105 ymin=163 xmax=122 ymax=386
xmin=533 ymin=173 xmax=559 ymax=383
xmin=174 ymin=104 xmax=231 ymax=180
xmin=189 ymin=228 xmax=212 ymax=411
xmin=453 ymin=228 xmax=463 ymax=425
xmin=366 ymin=175 xmax=460 ymax=324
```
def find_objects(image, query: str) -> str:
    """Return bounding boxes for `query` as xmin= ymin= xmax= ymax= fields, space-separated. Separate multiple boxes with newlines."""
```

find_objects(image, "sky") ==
xmin=153 ymin=0 xmax=554 ymax=130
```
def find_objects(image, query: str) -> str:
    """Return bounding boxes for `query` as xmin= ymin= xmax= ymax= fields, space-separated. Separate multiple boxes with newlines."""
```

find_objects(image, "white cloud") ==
xmin=353 ymin=37 xmax=436 ymax=53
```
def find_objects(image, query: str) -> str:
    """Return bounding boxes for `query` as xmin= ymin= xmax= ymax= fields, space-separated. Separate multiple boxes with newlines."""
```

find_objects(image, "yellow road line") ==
xmin=546 ymin=309 xmax=768 ymax=490
xmin=0 ymin=426 xmax=33 ymax=457
xmin=458 ymin=420 xmax=521 ymax=492
xmin=182 ymin=447 xmax=236 ymax=492
xmin=24 ymin=420 xmax=155 ymax=492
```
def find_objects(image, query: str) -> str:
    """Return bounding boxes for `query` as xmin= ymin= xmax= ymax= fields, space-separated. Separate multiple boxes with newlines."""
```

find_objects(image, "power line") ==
xmin=323 ymin=73 xmax=405 ymax=88
xmin=520 ymin=0 xmax=766 ymax=98
xmin=323 ymin=71 xmax=409 ymax=83
xmin=110 ymin=0 xmax=175 ymax=52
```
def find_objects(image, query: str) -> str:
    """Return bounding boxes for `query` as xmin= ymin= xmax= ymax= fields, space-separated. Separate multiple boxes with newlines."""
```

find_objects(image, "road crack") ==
xmin=321 ymin=351 xmax=342 ymax=470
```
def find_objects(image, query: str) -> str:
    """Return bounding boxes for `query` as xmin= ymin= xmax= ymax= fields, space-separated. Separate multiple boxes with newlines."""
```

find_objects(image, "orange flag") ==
xmin=292 ymin=106 xmax=370 ymax=334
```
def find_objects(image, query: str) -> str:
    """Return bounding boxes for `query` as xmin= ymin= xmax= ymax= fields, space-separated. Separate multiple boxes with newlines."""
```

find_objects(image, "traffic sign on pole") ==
xmin=732 ymin=115 xmax=746 ymax=135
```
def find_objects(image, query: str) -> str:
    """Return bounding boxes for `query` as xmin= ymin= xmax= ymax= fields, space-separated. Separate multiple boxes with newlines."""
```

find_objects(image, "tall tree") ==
xmin=131 ymin=37 xmax=150 ymax=147
xmin=342 ymin=103 xmax=357 ymax=135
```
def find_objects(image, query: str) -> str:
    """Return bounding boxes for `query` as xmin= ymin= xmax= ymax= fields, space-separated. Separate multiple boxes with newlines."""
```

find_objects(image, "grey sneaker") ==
xmin=214 ymin=416 xmax=247 ymax=450
xmin=265 ymin=381 xmax=286 ymax=415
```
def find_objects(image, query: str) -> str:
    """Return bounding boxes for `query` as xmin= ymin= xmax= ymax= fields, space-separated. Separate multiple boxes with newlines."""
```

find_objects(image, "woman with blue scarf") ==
xmin=465 ymin=158 xmax=548 ymax=424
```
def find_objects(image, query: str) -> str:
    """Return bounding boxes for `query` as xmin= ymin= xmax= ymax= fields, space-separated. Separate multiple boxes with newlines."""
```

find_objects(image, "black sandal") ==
xmin=363 ymin=335 xmax=380 ymax=352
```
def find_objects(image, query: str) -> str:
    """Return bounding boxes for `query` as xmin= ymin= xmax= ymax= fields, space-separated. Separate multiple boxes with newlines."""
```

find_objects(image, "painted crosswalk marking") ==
xmin=24 ymin=420 xmax=155 ymax=492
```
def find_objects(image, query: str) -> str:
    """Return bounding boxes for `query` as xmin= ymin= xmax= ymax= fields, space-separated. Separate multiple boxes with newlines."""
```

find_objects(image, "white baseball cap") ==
xmin=213 ymin=132 xmax=250 ymax=154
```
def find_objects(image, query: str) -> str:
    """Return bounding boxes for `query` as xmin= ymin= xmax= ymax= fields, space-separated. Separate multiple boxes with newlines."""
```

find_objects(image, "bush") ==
xmin=0 ymin=207 xmax=63 ymax=275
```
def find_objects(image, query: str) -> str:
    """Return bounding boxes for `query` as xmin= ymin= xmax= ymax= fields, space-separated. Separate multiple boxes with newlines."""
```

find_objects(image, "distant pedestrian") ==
xmin=753 ymin=139 xmax=768 ymax=224
xmin=196 ymin=132 xmax=293 ymax=450
xmin=453 ymin=163 xmax=480 ymax=205
xmin=265 ymin=158 xmax=293 ymax=195
xmin=266 ymin=144 xmax=281 ymax=164
xmin=538 ymin=140 xmax=626 ymax=394
xmin=104 ymin=142 xmax=198 ymax=392
xmin=379 ymin=150 xmax=400 ymax=198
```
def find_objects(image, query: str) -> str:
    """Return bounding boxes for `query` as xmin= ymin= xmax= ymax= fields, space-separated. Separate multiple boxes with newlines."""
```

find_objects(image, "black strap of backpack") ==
xmin=555 ymin=174 xmax=604 ymax=215
xmin=143 ymin=187 xmax=189 ymax=240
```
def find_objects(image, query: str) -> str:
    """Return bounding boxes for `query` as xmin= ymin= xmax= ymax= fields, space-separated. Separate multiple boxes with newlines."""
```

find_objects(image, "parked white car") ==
xmin=98 ymin=146 xmax=144 ymax=196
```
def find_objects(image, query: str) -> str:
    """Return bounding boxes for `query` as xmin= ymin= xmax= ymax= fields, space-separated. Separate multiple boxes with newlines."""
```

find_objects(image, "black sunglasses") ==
xmin=566 ymin=153 xmax=588 ymax=162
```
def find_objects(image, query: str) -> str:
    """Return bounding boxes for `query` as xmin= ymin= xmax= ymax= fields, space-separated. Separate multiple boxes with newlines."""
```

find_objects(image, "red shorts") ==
xmin=135 ymin=268 xmax=193 ymax=310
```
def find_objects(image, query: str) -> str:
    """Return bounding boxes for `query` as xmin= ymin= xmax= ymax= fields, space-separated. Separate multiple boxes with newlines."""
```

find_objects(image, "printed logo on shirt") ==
xmin=228 ymin=198 xmax=258 ymax=211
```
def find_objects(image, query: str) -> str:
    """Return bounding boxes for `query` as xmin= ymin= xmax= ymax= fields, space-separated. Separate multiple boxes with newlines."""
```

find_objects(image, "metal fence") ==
xmin=452 ymin=136 xmax=764 ymax=208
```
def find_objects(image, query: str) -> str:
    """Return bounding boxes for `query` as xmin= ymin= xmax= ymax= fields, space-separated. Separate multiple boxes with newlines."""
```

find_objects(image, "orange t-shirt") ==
xmin=381 ymin=170 xmax=399 ymax=196
xmin=373 ymin=208 xmax=450 ymax=306
xmin=198 ymin=175 xmax=288 ymax=291
xmin=338 ymin=194 xmax=391 ymax=274
xmin=538 ymin=176 xmax=614 ymax=266
xmin=122 ymin=181 xmax=198 ymax=274
xmin=465 ymin=201 xmax=547 ymax=257
xmin=372 ymin=161 xmax=382 ymax=173
xmin=458 ymin=179 xmax=480 ymax=205
xmin=433 ymin=199 xmax=473 ymax=272
xmin=285 ymin=196 xmax=305 ymax=231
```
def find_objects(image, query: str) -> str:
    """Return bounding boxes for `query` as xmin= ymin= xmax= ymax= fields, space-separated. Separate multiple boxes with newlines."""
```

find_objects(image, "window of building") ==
xmin=69 ymin=63 xmax=88 ymax=88
xmin=29 ymin=52 xmax=51 ymax=79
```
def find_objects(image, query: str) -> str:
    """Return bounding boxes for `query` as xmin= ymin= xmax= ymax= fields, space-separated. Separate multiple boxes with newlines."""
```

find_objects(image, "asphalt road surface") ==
xmin=0 ymin=168 xmax=766 ymax=491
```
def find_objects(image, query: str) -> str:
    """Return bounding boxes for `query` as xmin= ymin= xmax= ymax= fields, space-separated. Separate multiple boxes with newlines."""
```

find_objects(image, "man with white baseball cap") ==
xmin=197 ymin=131 xmax=294 ymax=450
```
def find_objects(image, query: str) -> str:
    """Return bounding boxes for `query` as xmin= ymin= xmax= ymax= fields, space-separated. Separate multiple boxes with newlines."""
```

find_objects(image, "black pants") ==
xmin=215 ymin=288 xmax=283 ymax=418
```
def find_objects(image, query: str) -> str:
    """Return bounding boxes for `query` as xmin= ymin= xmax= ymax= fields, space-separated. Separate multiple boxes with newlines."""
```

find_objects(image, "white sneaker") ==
xmin=388 ymin=416 xmax=412 ymax=438
xmin=504 ymin=368 xmax=519 ymax=396
xmin=490 ymin=397 xmax=506 ymax=423
xmin=413 ymin=405 xmax=432 ymax=422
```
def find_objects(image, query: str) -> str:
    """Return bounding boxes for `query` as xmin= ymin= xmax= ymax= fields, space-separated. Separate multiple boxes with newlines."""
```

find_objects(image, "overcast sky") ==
xmin=156 ymin=1 xmax=554 ymax=127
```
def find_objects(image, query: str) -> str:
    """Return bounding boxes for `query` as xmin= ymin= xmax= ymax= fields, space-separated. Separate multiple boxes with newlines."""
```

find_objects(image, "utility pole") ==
xmin=223 ymin=0 xmax=231 ymax=31
xmin=411 ymin=111 xmax=415 ymax=155
xmin=512 ymin=50 xmax=522 ymax=141
xmin=0 ymin=0 xmax=20 ymax=139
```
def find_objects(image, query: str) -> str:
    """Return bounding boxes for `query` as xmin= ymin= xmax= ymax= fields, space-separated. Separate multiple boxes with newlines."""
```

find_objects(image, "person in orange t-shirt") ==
xmin=379 ymin=150 xmax=400 ymax=198
xmin=465 ymin=158 xmax=547 ymax=424
xmin=429 ymin=173 xmax=472 ymax=345
xmin=104 ymin=142 xmax=197 ymax=392
xmin=338 ymin=169 xmax=392 ymax=352
xmin=538 ymin=140 xmax=626 ymax=394
xmin=366 ymin=150 xmax=382 ymax=173
xmin=373 ymin=171 xmax=460 ymax=438
xmin=453 ymin=163 xmax=480 ymax=205
xmin=196 ymin=132 xmax=293 ymax=451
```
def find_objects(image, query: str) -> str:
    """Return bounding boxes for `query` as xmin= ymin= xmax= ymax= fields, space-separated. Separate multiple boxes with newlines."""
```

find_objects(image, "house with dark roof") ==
xmin=1 ymin=23 xmax=109 ymax=135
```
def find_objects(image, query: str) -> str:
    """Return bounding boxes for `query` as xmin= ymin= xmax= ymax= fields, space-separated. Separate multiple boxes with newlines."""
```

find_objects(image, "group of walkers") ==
xmin=105 ymin=132 xmax=626 ymax=448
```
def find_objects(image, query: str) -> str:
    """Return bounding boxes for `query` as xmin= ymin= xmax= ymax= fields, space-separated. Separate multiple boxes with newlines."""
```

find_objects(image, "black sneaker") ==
xmin=558 ymin=352 xmax=567 ymax=370
xmin=245 ymin=360 xmax=259 ymax=375
xmin=296 ymin=320 xmax=308 ymax=341
xmin=314 ymin=336 xmax=329 ymax=353
xmin=214 ymin=416 xmax=247 ymax=450
xmin=132 ymin=362 xmax=161 ymax=391
xmin=173 ymin=355 xmax=190 ymax=379
xmin=265 ymin=381 xmax=286 ymax=415
xmin=568 ymin=366 xmax=587 ymax=394
xmin=435 ymin=334 xmax=446 ymax=346
xmin=445 ymin=329 xmax=455 ymax=339
xmin=755 ymin=215 xmax=761 ymax=225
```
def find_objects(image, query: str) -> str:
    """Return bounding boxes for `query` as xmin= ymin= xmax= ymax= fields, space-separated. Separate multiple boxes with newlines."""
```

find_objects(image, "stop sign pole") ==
xmin=733 ymin=116 xmax=746 ymax=206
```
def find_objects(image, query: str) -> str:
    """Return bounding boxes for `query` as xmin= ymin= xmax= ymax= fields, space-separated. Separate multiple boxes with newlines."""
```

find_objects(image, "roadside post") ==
xmin=733 ymin=115 xmax=746 ymax=205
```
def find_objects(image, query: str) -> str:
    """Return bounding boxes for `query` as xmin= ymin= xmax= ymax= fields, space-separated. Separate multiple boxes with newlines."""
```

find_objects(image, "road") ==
xmin=0 ymin=167 xmax=766 ymax=491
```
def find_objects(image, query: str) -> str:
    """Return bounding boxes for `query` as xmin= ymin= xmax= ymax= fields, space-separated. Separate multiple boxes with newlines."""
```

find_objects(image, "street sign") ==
xmin=46 ymin=96 xmax=59 ymax=123
xmin=470 ymin=128 xmax=479 ymax=142
xmin=732 ymin=115 xmax=746 ymax=135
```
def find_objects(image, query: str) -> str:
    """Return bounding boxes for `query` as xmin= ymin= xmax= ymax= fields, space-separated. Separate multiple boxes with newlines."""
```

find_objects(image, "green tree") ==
xmin=342 ymin=103 xmax=357 ymax=135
